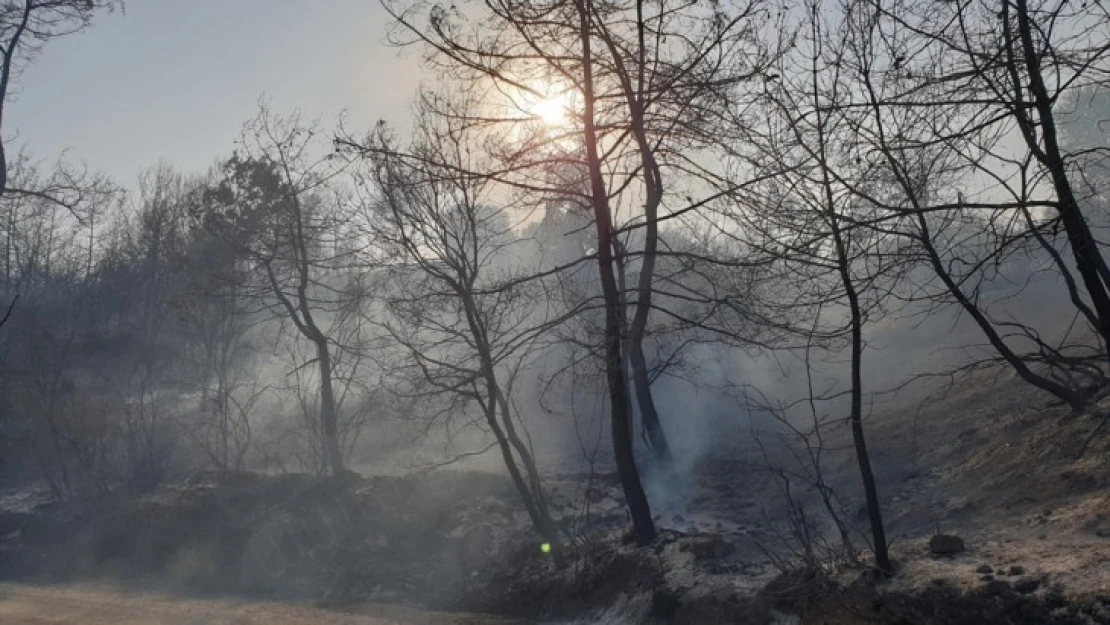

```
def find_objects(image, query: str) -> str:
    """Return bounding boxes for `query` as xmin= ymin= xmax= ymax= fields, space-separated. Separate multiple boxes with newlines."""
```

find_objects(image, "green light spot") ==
xmin=540 ymin=542 xmax=552 ymax=554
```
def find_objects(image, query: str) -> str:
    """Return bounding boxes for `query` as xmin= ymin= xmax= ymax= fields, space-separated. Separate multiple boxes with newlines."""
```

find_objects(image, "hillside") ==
xmin=0 ymin=369 xmax=1106 ymax=623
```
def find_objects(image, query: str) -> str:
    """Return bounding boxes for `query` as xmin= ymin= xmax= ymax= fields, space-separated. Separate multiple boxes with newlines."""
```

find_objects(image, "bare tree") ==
xmin=588 ymin=0 xmax=765 ymax=473
xmin=0 ymin=1 xmax=117 ymax=338
xmin=0 ymin=0 xmax=117 ymax=199
xmin=830 ymin=0 xmax=1092 ymax=408
xmin=204 ymin=107 xmax=357 ymax=476
xmin=176 ymin=224 xmax=262 ymax=474
xmin=361 ymin=0 xmax=776 ymax=545
xmin=364 ymin=92 xmax=569 ymax=547
xmin=719 ymin=2 xmax=914 ymax=572
xmin=860 ymin=0 xmax=1110 ymax=368
xmin=109 ymin=164 xmax=192 ymax=492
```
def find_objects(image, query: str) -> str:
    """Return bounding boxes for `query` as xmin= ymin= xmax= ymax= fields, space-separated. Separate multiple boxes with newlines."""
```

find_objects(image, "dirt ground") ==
xmin=0 ymin=583 xmax=522 ymax=625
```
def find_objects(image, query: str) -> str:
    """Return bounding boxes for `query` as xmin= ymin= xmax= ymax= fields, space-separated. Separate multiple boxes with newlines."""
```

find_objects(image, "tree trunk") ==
xmin=486 ymin=394 xmax=558 ymax=546
xmin=626 ymin=166 xmax=675 ymax=470
xmin=1012 ymin=0 xmax=1110 ymax=353
xmin=628 ymin=342 xmax=675 ymax=467
xmin=603 ymin=247 xmax=655 ymax=545
xmin=5 ymin=202 xmax=12 ymax=281
xmin=459 ymin=289 xmax=559 ymax=548
xmin=844 ymin=279 xmax=891 ymax=573
xmin=828 ymin=194 xmax=891 ymax=571
xmin=621 ymin=47 xmax=677 ymax=473
xmin=576 ymin=0 xmax=655 ymax=546
xmin=614 ymin=241 xmax=637 ymax=446
xmin=824 ymin=144 xmax=890 ymax=572
xmin=0 ymin=141 xmax=6 ymax=201
xmin=814 ymin=40 xmax=889 ymax=570
xmin=315 ymin=337 xmax=344 ymax=476
xmin=618 ymin=216 xmax=675 ymax=471
xmin=1047 ymin=170 xmax=1110 ymax=350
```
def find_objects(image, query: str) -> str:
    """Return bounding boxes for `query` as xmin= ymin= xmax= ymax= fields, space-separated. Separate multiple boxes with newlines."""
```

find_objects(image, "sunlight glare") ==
xmin=532 ymin=95 xmax=567 ymax=128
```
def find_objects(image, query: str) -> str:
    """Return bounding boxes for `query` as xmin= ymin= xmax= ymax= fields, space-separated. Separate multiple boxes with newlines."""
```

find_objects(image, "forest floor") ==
xmin=0 ymin=367 xmax=1107 ymax=623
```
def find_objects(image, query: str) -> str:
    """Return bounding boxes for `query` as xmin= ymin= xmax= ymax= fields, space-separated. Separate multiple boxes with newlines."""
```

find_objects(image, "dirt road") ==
xmin=0 ymin=583 xmax=522 ymax=625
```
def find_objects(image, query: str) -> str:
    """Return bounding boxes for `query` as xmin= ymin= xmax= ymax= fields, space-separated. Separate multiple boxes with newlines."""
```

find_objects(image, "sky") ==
xmin=7 ymin=0 xmax=423 ymax=186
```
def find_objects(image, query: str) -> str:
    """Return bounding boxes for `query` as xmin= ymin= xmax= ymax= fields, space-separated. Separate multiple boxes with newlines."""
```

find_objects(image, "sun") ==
xmin=508 ymin=83 xmax=578 ymax=145
xmin=531 ymin=95 xmax=568 ymax=128
xmin=518 ymin=85 xmax=575 ymax=130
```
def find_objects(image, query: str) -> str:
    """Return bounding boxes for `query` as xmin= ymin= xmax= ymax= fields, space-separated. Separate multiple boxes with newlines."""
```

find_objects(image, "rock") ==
xmin=1009 ymin=565 xmax=1025 ymax=575
xmin=1015 ymin=578 xmax=1041 ymax=594
xmin=980 ymin=574 xmax=995 ymax=582
xmin=977 ymin=565 xmax=993 ymax=574
xmin=1096 ymin=528 xmax=1110 ymax=538
xmin=983 ymin=579 xmax=1013 ymax=596
xmin=929 ymin=534 xmax=965 ymax=555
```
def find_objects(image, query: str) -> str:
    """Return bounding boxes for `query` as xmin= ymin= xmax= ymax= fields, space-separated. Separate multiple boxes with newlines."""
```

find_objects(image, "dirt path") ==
xmin=0 ymin=583 xmax=522 ymax=625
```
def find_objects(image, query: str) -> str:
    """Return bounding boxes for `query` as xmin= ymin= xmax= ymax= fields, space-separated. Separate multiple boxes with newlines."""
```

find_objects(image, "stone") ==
xmin=929 ymin=534 xmax=965 ymax=555
xmin=980 ymin=574 xmax=995 ymax=582
xmin=1015 ymin=578 xmax=1041 ymax=594
xmin=1009 ymin=565 xmax=1025 ymax=575
xmin=977 ymin=565 xmax=993 ymax=574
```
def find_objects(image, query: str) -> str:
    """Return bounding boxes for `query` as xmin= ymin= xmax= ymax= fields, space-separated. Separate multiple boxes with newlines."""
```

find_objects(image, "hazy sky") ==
xmin=7 ymin=0 xmax=423 ymax=185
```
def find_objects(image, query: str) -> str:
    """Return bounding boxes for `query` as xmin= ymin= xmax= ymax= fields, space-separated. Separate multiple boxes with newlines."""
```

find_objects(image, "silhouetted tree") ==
xmin=205 ymin=108 xmax=357 ymax=476
xmin=365 ymin=91 xmax=573 ymax=548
